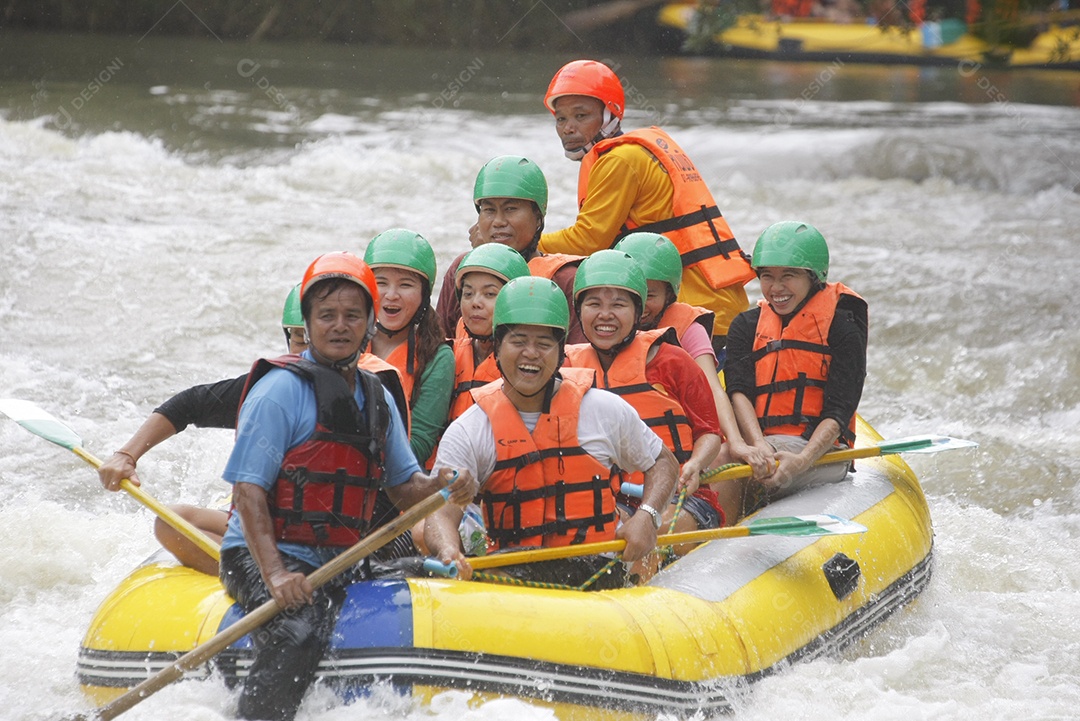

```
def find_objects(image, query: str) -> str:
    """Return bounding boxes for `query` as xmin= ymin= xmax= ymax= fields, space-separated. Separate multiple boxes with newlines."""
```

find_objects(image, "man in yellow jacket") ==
xmin=538 ymin=59 xmax=755 ymax=363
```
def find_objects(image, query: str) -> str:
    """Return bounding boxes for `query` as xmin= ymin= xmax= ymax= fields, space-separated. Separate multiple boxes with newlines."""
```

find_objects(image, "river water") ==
xmin=1 ymin=30 xmax=1080 ymax=721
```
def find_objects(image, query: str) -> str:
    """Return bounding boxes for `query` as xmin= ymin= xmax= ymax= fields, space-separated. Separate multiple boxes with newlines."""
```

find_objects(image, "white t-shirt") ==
xmin=433 ymin=386 xmax=665 ymax=488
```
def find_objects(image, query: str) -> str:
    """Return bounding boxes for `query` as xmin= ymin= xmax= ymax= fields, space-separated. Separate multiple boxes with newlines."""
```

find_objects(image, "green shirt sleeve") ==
xmin=408 ymin=342 xmax=455 ymax=466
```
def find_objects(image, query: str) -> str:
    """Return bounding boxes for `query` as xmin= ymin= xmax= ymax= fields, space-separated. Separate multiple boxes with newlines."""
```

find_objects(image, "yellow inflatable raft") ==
xmin=77 ymin=416 xmax=933 ymax=719
xmin=658 ymin=3 xmax=1080 ymax=68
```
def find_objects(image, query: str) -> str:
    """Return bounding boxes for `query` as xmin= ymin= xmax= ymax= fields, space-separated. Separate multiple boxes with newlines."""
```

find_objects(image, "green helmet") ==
xmin=455 ymin=244 xmax=531 ymax=290
xmin=281 ymin=283 xmax=303 ymax=328
xmin=363 ymin=228 xmax=438 ymax=287
xmin=751 ymin=221 xmax=830 ymax=283
xmin=473 ymin=155 xmax=548 ymax=216
xmin=572 ymin=249 xmax=647 ymax=306
xmin=614 ymin=232 xmax=683 ymax=297
xmin=493 ymin=276 xmax=569 ymax=334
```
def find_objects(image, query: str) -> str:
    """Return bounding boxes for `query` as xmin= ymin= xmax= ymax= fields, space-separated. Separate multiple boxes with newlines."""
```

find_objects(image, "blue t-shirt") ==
xmin=220 ymin=350 xmax=420 ymax=568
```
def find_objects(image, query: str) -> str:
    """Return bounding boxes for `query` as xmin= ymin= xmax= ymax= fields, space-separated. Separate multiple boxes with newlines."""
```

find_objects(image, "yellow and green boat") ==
xmin=77 ymin=416 xmax=935 ymax=719
xmin=658 ymin=2 xmax=1080 ymax=68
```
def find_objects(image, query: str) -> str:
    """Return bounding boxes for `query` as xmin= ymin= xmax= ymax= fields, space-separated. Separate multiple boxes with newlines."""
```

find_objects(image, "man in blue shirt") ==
xmin=219 ymin=251 xmax=476 ymax=721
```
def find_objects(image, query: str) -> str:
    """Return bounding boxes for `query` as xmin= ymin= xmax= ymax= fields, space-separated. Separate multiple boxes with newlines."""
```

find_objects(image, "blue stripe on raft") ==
xmin=332 ymin=579 xmax=414 ymax=649
xmin=217 ymin=579 xmax=414 ymax=651
xmin=220 ymin=604 xmax=253 ymax=649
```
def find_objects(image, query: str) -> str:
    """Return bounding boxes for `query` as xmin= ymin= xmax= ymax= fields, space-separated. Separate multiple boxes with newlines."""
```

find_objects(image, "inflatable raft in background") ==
xmin=657 ymin=2 xmax=1080 ymax=68
xmin=77 ymin=415 xmax=933 ymax=719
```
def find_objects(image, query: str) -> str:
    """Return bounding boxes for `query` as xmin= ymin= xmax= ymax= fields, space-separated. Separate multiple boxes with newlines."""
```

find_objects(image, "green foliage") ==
xmin=681 ymin=0 xmax=759 ymax=53
xmin=970 ymin=0 xmax=1043 ymax=48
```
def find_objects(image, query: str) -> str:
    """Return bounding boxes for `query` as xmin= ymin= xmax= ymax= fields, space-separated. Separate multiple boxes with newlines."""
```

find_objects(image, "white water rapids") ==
xmin=2 ymin=34 xmax=1080 ymax=721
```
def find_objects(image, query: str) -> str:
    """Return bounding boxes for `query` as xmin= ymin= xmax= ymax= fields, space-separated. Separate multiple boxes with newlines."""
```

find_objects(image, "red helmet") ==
xmin=300 ymin=251 xmax=379 ymax=317
xmin=543 ymin=60 xmax=624 ymax=119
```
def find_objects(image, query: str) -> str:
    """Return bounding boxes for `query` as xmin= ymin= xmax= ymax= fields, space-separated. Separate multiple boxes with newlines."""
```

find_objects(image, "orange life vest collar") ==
xmin=656 ymin=301 xmax=715 ymax=343
xmin=528 ymin=252 xmax=583 ymax=279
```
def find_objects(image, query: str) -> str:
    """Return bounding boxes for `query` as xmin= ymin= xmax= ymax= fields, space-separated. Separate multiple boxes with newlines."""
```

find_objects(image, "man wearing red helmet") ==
xmin=218 ymin=251 xmax=477 ymax=721
xmin=538 ymin=59 xmax=756 ymax=363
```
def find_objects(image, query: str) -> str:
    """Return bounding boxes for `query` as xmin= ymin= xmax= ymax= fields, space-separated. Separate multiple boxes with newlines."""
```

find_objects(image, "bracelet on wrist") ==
xmin=114 ymin=450 xmax=138 ymax=465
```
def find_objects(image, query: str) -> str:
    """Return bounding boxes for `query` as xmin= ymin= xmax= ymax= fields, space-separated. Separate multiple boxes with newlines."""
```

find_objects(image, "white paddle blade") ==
xmin=0 ymin=398 xmax=83 ymax=450
xmin=793 ymin=514 xmax=869 ymax=535
xmin=899 ymin=435 xmax=979 ymax=454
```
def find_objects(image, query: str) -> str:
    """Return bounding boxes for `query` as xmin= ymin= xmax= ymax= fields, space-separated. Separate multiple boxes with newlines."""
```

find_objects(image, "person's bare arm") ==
xmin=98 ymin=412 xmax=179 ymax=491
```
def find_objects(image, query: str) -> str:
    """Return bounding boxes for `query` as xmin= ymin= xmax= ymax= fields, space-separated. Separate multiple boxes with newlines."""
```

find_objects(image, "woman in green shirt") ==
xmin=364 ymin=229 xmax=454 ymax=468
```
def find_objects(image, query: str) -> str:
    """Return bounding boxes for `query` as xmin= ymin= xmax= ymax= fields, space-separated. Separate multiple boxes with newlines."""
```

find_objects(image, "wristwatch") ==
xmin=637 ymin=503 xmax=662 ymax=530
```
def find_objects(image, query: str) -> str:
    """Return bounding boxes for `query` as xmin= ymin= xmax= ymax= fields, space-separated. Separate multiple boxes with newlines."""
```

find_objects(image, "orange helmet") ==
xmin=300 ymin=251 xmax=379 ymax=320
xmin=543 ymin=60 xmax=624 ymax=119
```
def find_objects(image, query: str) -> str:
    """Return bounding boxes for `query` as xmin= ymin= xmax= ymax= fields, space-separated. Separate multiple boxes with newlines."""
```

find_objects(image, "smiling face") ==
xmin=552 ymin=95 xmax=605 ymax=156
xmin=579 ymin=287 xmax=638 ymax=351
xmin=305 ymin=283 xmax=370 ymax=364
xmin=476 ymin=197 xmax=542 ymax=254
xmin=459 ymin=271 xmax=504 ymax=337
xmin=374 ymin=266 xmax=424 ymax=332
xmin=757 ymin=266 xmax=814 ymax=316
xmin=640 ymin=279 xmax=672 ymax=329
xmin=496 ymin=324 xmax=561 ymax=410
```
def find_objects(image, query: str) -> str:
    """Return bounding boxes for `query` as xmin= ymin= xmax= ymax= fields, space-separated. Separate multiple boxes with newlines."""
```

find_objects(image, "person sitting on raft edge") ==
xmin=724 ymin=221 xmax=868 ymax=515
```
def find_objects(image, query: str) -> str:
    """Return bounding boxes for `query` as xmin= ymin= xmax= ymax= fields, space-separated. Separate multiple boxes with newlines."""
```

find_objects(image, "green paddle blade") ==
xmin=745 ymin=514 xmax=867 ymax=537
xmin=875 ymin=434 xmax=978 ymax=455
xmin=0 ymin=398 xmax=83 ymax=451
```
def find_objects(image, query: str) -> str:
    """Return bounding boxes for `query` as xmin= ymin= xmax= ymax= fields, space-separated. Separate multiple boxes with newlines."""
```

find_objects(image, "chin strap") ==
xmin=375 ymin=321 xmax=406 ymax=338
xmin=309 ymin=345 xmax=361 ymax=373
xmin=466 ymin=326 xmax=494 ymax=344
xmin=564 ymin=113 xmax=622 ymax=161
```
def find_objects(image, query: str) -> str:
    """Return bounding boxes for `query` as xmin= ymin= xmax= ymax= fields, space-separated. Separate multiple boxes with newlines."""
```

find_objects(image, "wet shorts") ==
xmin=680 ymin=492 xmax=721 ymax=530
xmin=616 ymin=490 xmax=723 ymax=531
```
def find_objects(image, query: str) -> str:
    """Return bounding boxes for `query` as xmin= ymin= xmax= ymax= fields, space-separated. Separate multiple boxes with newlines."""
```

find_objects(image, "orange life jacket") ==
xmin=752 ymin=282 xmax=864 ymax=447
xmin=565 ymin=328 xmax=695 ymax=467
xmin=528 ymin=253 xmax=582 ymax=280
xmin=358 ymin=352 xmax=411 ymax=436
xmin=239 ymin=355 xmax=387 ymax=547
xmin=360 ymin=349 xmax=439 ymax=468
xmin=579 ymin=128 xmax=755 ymax=291
xmin=473 ymin=367 xmax=620 ymax=550
xmin=657 ymin=302 xmax=715 ymax=345
xmin=378 ymin=341 xmax=416 ymax=402
xmin=448 ymin=320 xmax=500 ymax=421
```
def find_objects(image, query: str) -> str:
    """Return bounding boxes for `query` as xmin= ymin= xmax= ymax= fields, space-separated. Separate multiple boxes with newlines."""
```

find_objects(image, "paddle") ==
xmin=67 ymin=485 xmax=454 ymax=721
xmin=699 ymin=434 xmax=977 ymax=484
xmin=424 ymin=514 xmax=867 ymax=575
xmin=0 ymin=398 xmax=221 ymax=562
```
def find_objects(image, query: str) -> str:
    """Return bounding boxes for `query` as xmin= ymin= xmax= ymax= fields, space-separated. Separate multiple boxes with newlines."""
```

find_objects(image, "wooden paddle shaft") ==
xmin=70 ymin=487 xmax=450 ymax=721
xmin=467 ymin=526 xmax=751 ymax=570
